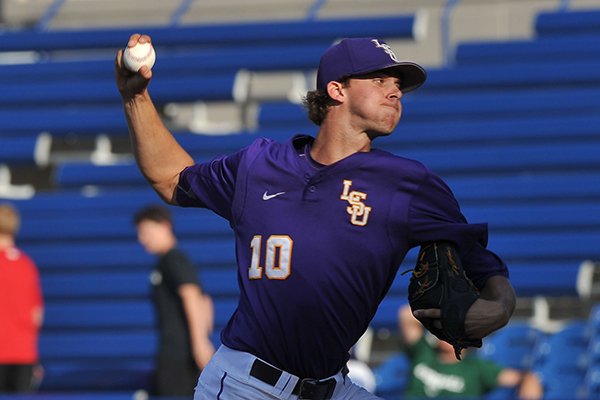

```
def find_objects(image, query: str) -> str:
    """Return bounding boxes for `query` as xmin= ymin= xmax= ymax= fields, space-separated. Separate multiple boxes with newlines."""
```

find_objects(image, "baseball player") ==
xmin=115 ymin=35 xmax=516 ymax=400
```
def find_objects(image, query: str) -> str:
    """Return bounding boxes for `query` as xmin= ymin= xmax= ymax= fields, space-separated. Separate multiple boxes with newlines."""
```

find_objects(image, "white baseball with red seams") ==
xmin=123 ymin=42 xmax=156 ymax=72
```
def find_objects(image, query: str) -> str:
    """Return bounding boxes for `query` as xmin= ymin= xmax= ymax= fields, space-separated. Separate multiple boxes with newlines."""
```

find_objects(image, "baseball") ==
xmin=123 ymin=42 xmax=156 ymax=72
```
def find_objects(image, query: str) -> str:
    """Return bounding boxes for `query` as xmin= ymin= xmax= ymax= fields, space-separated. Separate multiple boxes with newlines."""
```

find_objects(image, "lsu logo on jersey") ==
xmin=340 ymin=180 xmax=372 ymax=226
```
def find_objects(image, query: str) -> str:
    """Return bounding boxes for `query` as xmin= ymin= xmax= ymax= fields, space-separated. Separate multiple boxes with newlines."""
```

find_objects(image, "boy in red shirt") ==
xmin=0 ymin=203 xmax=44 ymax=392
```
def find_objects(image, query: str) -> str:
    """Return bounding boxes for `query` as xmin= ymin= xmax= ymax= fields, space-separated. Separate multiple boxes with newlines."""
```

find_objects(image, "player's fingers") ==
xmin=115 ymin=48 xmax=124 ymax=69
xmin=413 ymin=308 xmax=441 ymax=319
xmin=138 ymin=34 xmax=152 ymax=45
xmin=138 ymin=65 xmax=153 ymax=80
xmin=114 ymin=48 xmax=134 ymax=78
xmin=127 ymin=33 xmax=142 ymax=47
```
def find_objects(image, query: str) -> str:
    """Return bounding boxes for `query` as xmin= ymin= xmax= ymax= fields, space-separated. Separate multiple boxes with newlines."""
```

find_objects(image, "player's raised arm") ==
xmin=115 ymin=33 xmax=195 ymax=204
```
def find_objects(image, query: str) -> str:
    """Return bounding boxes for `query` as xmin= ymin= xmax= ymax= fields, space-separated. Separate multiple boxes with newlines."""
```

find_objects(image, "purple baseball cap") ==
xmin=316 ymin=37 xmax=427 ymax=92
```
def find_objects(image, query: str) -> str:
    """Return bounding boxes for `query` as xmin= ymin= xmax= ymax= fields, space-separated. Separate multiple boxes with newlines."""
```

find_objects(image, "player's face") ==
xmin=344 ymin=73 xmax=403 ymax=137
xmin=136 ymin=220 xmax=173 ymax=255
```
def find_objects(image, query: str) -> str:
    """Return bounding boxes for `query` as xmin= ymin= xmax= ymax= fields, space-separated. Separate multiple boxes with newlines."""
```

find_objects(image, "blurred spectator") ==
xmin=398 ymin=304 xmax=542 ymax=399
xmin=134 ymin=205 xmax=215 ymax=397
xmin=0 ymin=203 xmax=44 ymax=392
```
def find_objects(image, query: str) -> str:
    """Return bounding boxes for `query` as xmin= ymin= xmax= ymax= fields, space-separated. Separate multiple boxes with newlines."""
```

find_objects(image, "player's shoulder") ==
xmin=242 ymin=134 xmax=289 ymax=153
xmin=370 ymin=148 xmax=431 ymax=178
xmin=243 ymin=134 xmax=310 ymax=158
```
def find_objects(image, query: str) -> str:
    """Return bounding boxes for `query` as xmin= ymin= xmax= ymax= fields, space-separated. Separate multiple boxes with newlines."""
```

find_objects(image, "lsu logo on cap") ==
xmin=371 ymin=39 xmax=399 ymax=62
xmin=340 ymin=180 xmax=372 ymax=226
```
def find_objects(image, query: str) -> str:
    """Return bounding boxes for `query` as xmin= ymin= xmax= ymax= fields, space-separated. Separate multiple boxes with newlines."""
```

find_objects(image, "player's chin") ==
xmin=380 ymin=119 xmax=401 ymax=136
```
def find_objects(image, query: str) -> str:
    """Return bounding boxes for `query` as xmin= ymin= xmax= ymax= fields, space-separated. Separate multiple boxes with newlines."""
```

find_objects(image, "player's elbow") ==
xmin=482 ymin=275 xmax=516 ymax=326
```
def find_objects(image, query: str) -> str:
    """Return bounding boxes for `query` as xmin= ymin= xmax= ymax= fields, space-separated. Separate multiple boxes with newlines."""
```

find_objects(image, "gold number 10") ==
xmin=248 ymin=235 xmax=293 ymax=280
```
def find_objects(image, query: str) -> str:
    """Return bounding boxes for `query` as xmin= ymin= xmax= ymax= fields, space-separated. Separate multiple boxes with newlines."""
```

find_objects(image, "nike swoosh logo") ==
xmin=262 ymin=191 xmax=286 ymax=200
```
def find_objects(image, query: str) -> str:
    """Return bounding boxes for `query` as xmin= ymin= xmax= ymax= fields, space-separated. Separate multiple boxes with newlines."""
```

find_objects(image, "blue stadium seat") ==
xmin=39 ymin=360 xmax=153 ymax=391
xmin=588 ymin=304 xmax=600 ymax=338
xmin=388 ymin=141 xmax=600 ymax=175
xmin=0 ymin=135 xmax=40 ymax=165
xmin=43 ymin=301 xmax=154 ymax=329
xmin=0 ymin=106 xmax=126 ymax=136
xmin=0 ymin=73 xmax=236 ymax=107
xmin=55 ymin=163 xmax=145 ymax=188
xmin=0 ymin=16 xmax=417 ymax=52
xmin=484 ymin=387 xmax=518 ymax=400
xmin=478 ymin=322 xmax=542 ymax=370
xmin=532 ymin=321 xmax=590 ymax=371
xmin=584 ymin=365 xmax=600 ymax=399
xmin=488 ymin=231 xmax=598 ymax=263
xmin=446 ymin=171 xmax=600 ymax=203
xmin=380 ymin=114 xmax=600 ymax=146
xmin=200 ymin=269 xmax=239 ymax=298
xmin=535 ymin=9 xmax=600 ymax=37
xmin=42 ymin=272 xmax=150 ymax=300
xmin=422 ymin=61 xmax=600 ymax=92
xmin=507 ymin=262 xmax=580 ymax=297
xmin=22 ymin=238 xmax=235 ymax=270
xmin=373 ymin=353 xmax=411 ymax=399
xmin=40 ymin=332 xmax=157 ymax=359
xmin=537 ymin=366 xmax=587 ymax=400
xmin=19 ymin=210 xmax=232 ymax=242
xmin=462 ymin=202 xmax=600 ymax=231
xmin=0 ymin=393 xmax=139 ymax=400
xmin=531 ymin=321 xmax=590 ymax=399
xmin=0 ymin=43 xmax=326 ymax=82
xmin=455 ymin=34 xmax=600 ymax=66
xmin=11 ymin=187 xmax=158 ymax=217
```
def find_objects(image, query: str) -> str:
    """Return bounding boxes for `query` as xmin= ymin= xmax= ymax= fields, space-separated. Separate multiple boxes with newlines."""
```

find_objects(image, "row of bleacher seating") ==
xmin=52 ymin=140 xmax=600 ymax=186
xmin=2 ymin=59 xmax=600 ymax=136
xmin=2 ymin=5 xmax=600 ymax=395
xmin=0 ymin=16 xmax=416 ymax=52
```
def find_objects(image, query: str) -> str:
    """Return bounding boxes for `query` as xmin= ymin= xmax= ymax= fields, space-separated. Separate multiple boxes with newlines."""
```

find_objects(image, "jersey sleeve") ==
xmin=407 ymin=168 xmax=508 ymax=289
xmin=175 ymin=137 xmax=273 ymax=221
xmin=175 ymin=150 xmax=244 ymax=220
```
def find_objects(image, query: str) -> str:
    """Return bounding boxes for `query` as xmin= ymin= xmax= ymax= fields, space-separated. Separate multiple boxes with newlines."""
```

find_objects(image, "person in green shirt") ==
xmin=399 ymin=305 xmax=542 ymax=399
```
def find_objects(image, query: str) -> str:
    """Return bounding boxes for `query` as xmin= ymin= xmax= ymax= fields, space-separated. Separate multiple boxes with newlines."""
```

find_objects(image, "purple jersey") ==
xmin=176 ymin=135 xmax=508 ymax=379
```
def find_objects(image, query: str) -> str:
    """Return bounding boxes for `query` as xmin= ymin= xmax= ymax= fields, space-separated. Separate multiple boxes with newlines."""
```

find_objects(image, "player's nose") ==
xmin=388 ymin=85 xmax=403 ymax=100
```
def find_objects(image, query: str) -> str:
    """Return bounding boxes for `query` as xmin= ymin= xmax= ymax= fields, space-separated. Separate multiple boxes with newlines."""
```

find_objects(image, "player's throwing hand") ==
xmin=114 ymin=34 xmax=153 ymax=101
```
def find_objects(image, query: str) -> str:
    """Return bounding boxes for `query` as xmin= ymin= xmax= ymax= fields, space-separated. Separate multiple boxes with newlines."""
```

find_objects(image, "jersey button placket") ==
xmin=303 ymin=177 xmax=319 ymax=200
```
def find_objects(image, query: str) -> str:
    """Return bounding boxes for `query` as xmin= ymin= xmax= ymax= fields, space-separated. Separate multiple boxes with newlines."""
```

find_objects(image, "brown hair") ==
xmin=0 ymin=203 xmax=20 ymax=236
xmin=133 ymin=205 xmax=173 ymax=226
xmin=302 ymin=79 xmax=350 ymax=126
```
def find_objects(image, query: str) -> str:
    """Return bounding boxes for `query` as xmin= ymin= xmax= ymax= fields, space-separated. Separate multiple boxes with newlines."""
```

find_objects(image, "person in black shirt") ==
xmin=134 ymin=205 xmax=214 ymax=397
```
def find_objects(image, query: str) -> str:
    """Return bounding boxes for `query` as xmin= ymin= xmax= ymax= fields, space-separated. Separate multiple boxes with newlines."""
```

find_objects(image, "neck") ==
xmin=311 ymin=117 xmax=372 ymax=165
xmin=0 ymin=235 xmax=15 ymax=251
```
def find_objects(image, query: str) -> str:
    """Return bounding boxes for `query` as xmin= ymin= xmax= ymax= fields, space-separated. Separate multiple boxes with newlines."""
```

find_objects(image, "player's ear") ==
xmin=326 ymin=81 xmax=346 ymax=102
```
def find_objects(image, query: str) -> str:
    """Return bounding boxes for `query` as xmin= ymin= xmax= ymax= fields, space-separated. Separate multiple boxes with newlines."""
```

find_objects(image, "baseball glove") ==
xmin=406 ymin=241 xmax=482 ymax=359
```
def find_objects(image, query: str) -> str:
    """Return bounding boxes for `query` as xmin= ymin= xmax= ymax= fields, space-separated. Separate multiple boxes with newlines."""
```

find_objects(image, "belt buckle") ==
xmin=297 ymin=377 xmax=336 ymax=400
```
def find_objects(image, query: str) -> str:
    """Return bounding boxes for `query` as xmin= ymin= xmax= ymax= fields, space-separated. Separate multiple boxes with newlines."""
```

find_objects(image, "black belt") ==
xmin=249 ymin=359 xmax=337 ymax=400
